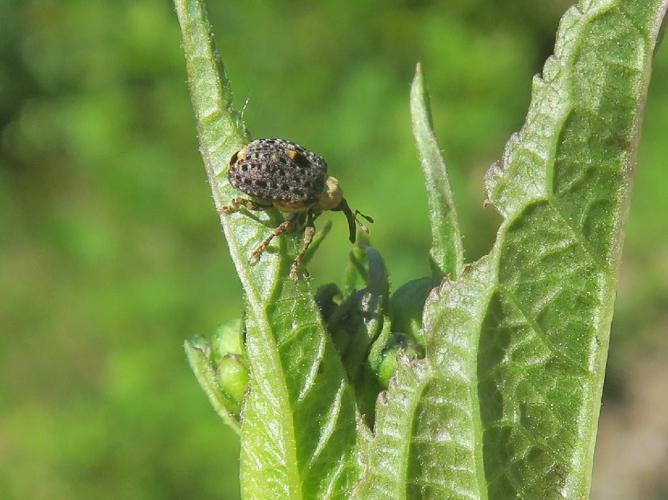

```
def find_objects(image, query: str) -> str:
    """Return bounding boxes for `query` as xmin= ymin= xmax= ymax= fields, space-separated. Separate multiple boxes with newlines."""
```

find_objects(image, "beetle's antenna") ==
xmin=336 ymin=199 xmax=373 ymax=243
xmin=354 ymin=210 xmax=374 ymax=234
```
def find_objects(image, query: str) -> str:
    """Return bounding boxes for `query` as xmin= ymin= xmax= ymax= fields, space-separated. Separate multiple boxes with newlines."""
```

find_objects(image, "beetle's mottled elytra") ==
xmin=221 ymin=138 xmax=373 ymax=279
xmin=228 ymin=138 xmax=327 ymax=206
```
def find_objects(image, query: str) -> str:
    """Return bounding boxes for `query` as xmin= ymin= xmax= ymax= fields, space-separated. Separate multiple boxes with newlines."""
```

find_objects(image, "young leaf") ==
xmin=184 ymin=319 xmax=247 ymax=433
xmin=359 ymin=1 xmax=667 ymax=498
xmin=356 ymin=259 xmax=495 ymax=499
xmin=174 ymin=0 xmax=361 ymax=497
xmin=329 ymin=243 xmax=389 ymax=419
xmin=410 ymin=63 xmax=464 ymax=280
xmin=387 ymin=277 xmax=434 ymax=346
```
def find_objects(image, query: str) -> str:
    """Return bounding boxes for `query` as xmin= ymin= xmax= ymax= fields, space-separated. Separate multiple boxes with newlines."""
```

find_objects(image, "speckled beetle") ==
xmin=220 ymin=138 xmax=373 ymax=279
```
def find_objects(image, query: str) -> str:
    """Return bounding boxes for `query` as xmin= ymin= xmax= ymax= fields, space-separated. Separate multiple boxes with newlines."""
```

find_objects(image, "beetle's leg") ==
xmin=290 ymin=212 xmax=316 ymax=280
xmin=219 ymin=197 xmax=272 ymax=214
xmin=250 ymin=214 xmax=299 ymax=263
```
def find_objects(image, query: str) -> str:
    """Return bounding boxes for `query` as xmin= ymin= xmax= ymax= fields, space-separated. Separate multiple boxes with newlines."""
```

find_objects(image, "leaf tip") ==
xmin=184 ymin=335 xmax=210 ymax=359
xmin=411 ymin=61 xmax=425 ymax=93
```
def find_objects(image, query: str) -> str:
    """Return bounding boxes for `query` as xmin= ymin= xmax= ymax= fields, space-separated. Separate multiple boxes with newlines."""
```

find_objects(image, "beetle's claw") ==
xmin=290 ymin=260 xmax=309 ymax=281
xmin=249 ymin=250 xmax=262 ymax=264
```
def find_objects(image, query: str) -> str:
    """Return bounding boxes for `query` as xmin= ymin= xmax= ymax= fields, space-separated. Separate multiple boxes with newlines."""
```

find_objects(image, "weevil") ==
xmin=220 ymin=138 xmax=373 ymax=279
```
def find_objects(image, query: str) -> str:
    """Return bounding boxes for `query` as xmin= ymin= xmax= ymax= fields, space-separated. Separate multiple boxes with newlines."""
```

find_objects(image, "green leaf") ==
xmin=356 ymin=260 xmax=494 ymax=499
xmin=174 ymin=0 xmax=361 ymax=497
xmin=358 ymin=1 xmax=667 ymax=498
xmin=410 ymin=63 xmax=464 ymax=280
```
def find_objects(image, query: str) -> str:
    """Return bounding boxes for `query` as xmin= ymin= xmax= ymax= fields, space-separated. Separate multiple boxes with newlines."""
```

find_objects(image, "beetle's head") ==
xmin=317 ymin=176 xmax=373 ymax=243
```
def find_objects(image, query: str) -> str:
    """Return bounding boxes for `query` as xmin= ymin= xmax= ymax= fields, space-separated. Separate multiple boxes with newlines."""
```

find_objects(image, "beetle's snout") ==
xmin=340 ymin=199 xmax=357 ymax=243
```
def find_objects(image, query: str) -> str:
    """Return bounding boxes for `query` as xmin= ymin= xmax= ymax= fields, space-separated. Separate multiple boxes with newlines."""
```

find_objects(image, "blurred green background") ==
xmin=1 ymin=0 xmax=667 ymax=498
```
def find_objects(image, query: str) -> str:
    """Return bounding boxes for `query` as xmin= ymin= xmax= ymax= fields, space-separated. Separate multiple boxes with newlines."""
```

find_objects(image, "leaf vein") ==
xmin=499 ymin=286 xmax=591 ymax=375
